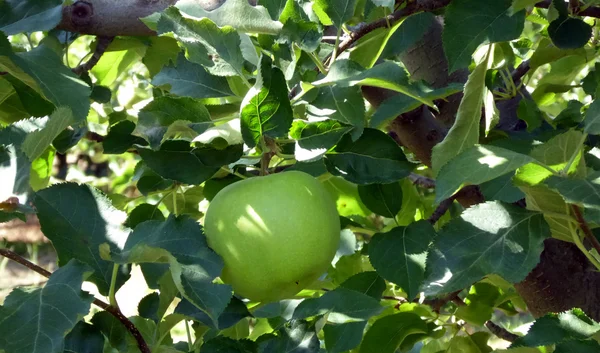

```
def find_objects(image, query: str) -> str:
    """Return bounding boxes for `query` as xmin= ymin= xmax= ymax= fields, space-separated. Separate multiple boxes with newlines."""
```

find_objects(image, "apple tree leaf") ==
xmin=324 ymin=321 xmax=367 ymax=353
xmin=258 ymin=320 xmax=320 ymax=353
xmin=358 ymin=182 xmax=403 ymax=218
xmin=34 ymin=183 xmax=130 ymax=295
xmin=369 ymin=221 xmax=435 ymax=299
xmin=137 ymin=140 xmax=243 ymax=185
xmin=63 ymin=322 xmax=106 ymax=353
xmin=292 ymin=287 xmax=384 ymax=323
xmin=555 ymin=340 xmax=600 ymax=353
xmin=307 ymin=86 xmax=366 ymax=129
xmin=423 ymin=202 xmax=550 ymax=295
xmin=583 ymin=98 xmax=600 ymax=135
xmin=152 ymin=55 xmax=233 ymax=99
xmin=545 ymin=172 xmax=600 ymax=210
xmin=201 ymin=336 xmax=257 ymax=353
xmin=175 ymin=296 xmax=251 ymax=330
xmin=0 ymin=260 xmax=94 ymax=353
xmin=0 ymin=0 xmax=63 ymax=35
xmin=443 ymin=0 xmax=525 ymax=73
xmin=313 ymin=0 xmax=357 ymax=28
xmin=359 ymin=313 xmax=429 ymax=353
xmin=324 ymin=128 xmax=413 ymax=184
xmin=21 ymin=107 xmax=75 ymax=161
xmin=435 ymin=144 xmax=535 ymax=203
xmin=240 ymin=55 xmax=293 ymax=148
xmin=290 ymin=120 xmax=353 ymax=150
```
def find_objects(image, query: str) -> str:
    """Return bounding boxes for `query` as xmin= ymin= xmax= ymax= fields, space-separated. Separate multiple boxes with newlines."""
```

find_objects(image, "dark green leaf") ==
xmin=202 ymin=336 xmax=257 ymax=353
xmin=290 ymin=120 xmax=353 ymax=150
xmin=278 ymin=0 xmax=322 ymax=52
xmin=368 ymin=221 xmax=435 ymax=299
xmin=0 ymin=0 xmax=63 ymax=35
xmin=103 ymin=120 xmax=147 ymax=154
xmin=479 ymin=173 xmax=524 ymax=203
xmin=512 ymin=309 xmax=600 ymax=347
xmin=307 ymin=86 xmax=366 ymax=129
xmin=34 ymin=183 xmax=130 ymax=295
xmin=381 ymin=12 xmax=435 ymax=58
xmin=454 ymin=283 xmax=501 ymax=326
xmin=313 ymin=0 xmax=357 ymax=28
xmin=175 ymin=296 xmax=251 ymax=330
xmin=548 ymin=17 xmax=592 ymax=50
xmin=63 ymin=321 xmax=106 ymax=353
xmin=324 ymin=321 xmax=366 ymax=353
xmin=555 ymin=339 xmax=600 ymax=353
xmin=339 ymin=271 xmax=386 ymax=299
xmin=3 ymin=75 xmax=54 ymax=117
xmin=52 ymin=124 xmax=87 ymax=153
xmin=424 ymin=202 xmax=550 ymax=295
xmin=260 ymin=0 xmax=288 ymax=20
xmin=90 ymin=85 xmax=111 ymax=103
xmin=325 ymin=128 xmax=413 ymax=184
xmin=124 ymin=203 xmax=166 ymax=229
xmin=443 ymin=0 xmax=525 ymax=72
xmin=545 ymin=173 xmax=600 ymax=210
xmin=359 ymin=313 xmax=429 ymax=353
xmin=0 ymin=260 xmax=94 ymax=353
xmin=258 ymin=320 xmax=319 ymax=353
xmin=240 ymin=56 xmax=293 ymax=147
xmin=138 ymin=140 xmax=243 ymax=185
xmin=293 ymin=287 xmax=383 ymax=323
xmin=584 ymin=98 xmax=600 ymax=135
xmin=138 ymin=292 xmax=161 ymax=322
xmin=152 ymin=54 xmax=233 ymax=99
xmin=22 ymin=107 xmax=76 ymax=161
xmin=517 ymin=99 xmax=543 ymax=132
xmin=90 ymin=311 xmax=128 ymax=352
xmin=135 ymin=162 xmax=174 ymax=195
xmin=358 ymin=182 xmax=402 ymax=218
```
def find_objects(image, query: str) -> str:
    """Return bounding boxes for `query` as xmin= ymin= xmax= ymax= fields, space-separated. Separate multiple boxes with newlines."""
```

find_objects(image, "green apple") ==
xmin=204 ymin=171 xmax=341 ymax=302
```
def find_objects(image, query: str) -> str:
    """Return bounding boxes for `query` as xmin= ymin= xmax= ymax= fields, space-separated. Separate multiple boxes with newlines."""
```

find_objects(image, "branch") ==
xmin=73 ymin=36 xmax=115 ymax=76
xmin=408 ymin=173 xmax=436 ymax=189
xmin=570 ymin=205 xmax=600 ymax=255
xmin=535 ymin=0 xmax=600 ymax=17
xmin=330 ymin=0 xmax=453 ymax=64
xmin=0 ymin=248 xmax=151 ymax=353
xmin=511 ymin=60 xmax=531 ymax=85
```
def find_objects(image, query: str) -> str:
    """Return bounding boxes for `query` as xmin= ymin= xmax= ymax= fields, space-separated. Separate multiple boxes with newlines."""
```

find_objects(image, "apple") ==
xmin=203 ymin=171 xmax=341 ymax=302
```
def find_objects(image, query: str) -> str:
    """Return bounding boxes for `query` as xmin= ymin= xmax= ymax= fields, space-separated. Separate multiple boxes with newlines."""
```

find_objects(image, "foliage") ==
xmin=1 ymin=0 xmax=600 ymax=353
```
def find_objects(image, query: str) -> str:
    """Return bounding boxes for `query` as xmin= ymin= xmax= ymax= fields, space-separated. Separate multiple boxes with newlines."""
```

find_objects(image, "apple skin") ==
xmin=204 ymin=171 xmax=341 ymax=302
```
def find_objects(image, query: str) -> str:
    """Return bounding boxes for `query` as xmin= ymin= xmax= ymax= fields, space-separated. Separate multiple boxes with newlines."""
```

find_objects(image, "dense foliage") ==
xmin=1 ymin=0 xmax=600 ymax=352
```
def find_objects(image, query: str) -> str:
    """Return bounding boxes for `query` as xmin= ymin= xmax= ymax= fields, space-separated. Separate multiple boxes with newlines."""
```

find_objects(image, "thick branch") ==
xmin=0 ymin=248 xmax=151 ymax=353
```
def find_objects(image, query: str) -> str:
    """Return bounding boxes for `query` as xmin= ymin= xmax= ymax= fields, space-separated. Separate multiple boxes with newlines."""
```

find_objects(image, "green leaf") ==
xmin=512 ymin=309 xmax=600 ymax=347
xmin=292 ymin=287 xmax=384 ymax=323
xmin=63 ymin=321 xmax=106 ymax=353
xmin=339 ymin=271 xmax=386 ymax=299
xmin=138 ymin=292 xmax=161 ymax=322
xmin=176 ymin=0 xmax=283 ymax=34
xmin=0 ymin=260 xmax=94 ymax=353
xmin=3 ymin=75 xmax=54 ymax=117
xmin=240 ymin=56 xmax=293 ymax=147
xmin=443 ymin=0 xmax=525 ymax=73
xmin=258 ymin=320 xmax=319 ymax=353
xmin=479 ymin=173 xmax=525 ymax=203
xmin=135 ymin=162 xmax=174 ymax=195
xmin=548 ymin=17 xmax=592 ymax=49
xmin=34 ymin=183 xmax=130 ymax=295
xmin=358 ymin=182 xmax=403 ymax=218
xmin=152 ymin=54 xmax=234 ymax=99
xmin=517 ymin=99 xmax=544 ymax=132
xmin=279 ymin=0 xmax=322 ymax=52
xmin=0 ymin=0 xmax=63 ymax=35
xmin=0 ymin=39 xmax=91 ymax=120
xmin=324 ymin=321 xmax=366 ymax=353
xmin=531 ymin=55 xmax=587 ymax=105
xmin=359 ymin=313 xmax=429 ymax=353
xmin=583 ymin=98 xmax=600 ymax=135
xmin=53 ymin=124 xmax=87 ymax=153
xmin=545 ymin=172 xmax=600 ymax=210
xmin=29 ymin=146 xmax=54 ymax=191
xmin=349 ymin=19 xmax=404 ymax=69
xmin=447 ymin=334 xmax=492 ymax=353
xmin=431 ymin=46 xmax=494 ymax=174
xmin=454 ymin=283 xmax=501 ymax=326
xmin=21 ymin=107 xmax=75 ymax=161
xmin=290 ymin=119 xmax=353 ymax=150
xmin=176 ymin=296 xmax=251 ymax=330
xmin=112 ymin=215 xmax=232 ymax=325
xmin=381 ymin=12 xmax=436 ymax=59
xmin=157 ymin=8 xmax=246 ymax=77
xmin=143 ymin=36 xmax=181 ymax=77
xmin=202 ymin=337 xmax=257 ymax=353
xmin=137 ymin=140 xmax=243 ymax=185
xmin=307 ymin=86 xmax=366 ymax=129
xmin=313 ymin=0 xmax=357 ymax=28
xmin=124 ymin=203 xmax=166 ymax=229
xmin=134 ymin=96 xmax=212 ymax=149
xmin=368 ymin=221 xmax=435 ymax=299
xmin=435 ymin=145 xmax=535 ymax=203
xmin=103 ymin=120 xmax=147 ymax=154
xmin=424 ymin=202 xmax=550 ymax=295
xmin=555 ymin=340 xmax=600 ymax=353
xmin=324 ymin=128 xmax=413 ymax=184
xmin=260 ymin=0 xmax=288 ymax=20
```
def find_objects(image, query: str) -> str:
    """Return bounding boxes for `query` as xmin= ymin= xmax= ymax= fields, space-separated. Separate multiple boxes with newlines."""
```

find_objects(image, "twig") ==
xmin=428 ymin=197 xmax=455 ymax=224
xmin=326 ymin=0 xmax=452 ymax=65
xmin=0 ymin=248 xmax=151 ymax=353
xmin=535 ymin=0 xmax=600 ymax=17
xmin=485 ymin=321 xmax=519 ymax=342
xmin=408 ymin=173 xmax=436 ymax=189
xmin=72 ymin=36 xmax=115 ymax=76
xmin=511 ymin=60 xmax=531 ymax=85
xmin=570 ymin=205 xmax=600 ymax=255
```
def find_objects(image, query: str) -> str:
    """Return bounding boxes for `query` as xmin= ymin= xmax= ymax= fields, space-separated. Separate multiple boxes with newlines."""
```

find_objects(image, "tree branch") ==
xmin=485 ymin=321 xmax=519 ymax=342
xmin=571 ymin=205 xmax=600 ymax=255
xmin=408 ymin=173 xmax=436 ymax=189
xmin=0 ymin=248 xmax=151 ymax=353
xmin=511 ymin=60 xmax=531 ymax=85
xmin=535 ymin=0 xmax=600 ymax=17
xmin=73 ymin=36 xmax=115 ymax=76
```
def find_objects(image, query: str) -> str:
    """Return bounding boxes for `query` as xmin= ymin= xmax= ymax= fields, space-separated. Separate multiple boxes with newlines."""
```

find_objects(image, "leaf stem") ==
xmin=307 ymin=51 xmax=328 ymax=74
xmin=108 ymin=263 xmax=120 ymax=307
xmin=568 ymin=209 xmax=600 ymax=271
xmin=185 ymin=320 xmax=193 ymax=351
xmin=562 ymin=133 xmax=587 ymax=175
xmin=172 ymin=185 xmax=179 ymax=216
xmin=220 ymin=166 xmax=248 ymax=180
xmin=330 ymin=27 xmax=343 ymax=64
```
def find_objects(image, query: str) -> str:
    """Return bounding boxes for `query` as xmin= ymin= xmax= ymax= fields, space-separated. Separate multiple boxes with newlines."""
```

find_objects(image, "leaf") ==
xmin=447 ymin=335 xmax=492 ymax=353
xmin=545 ymin=172 xmax=600 ymax=210
xmin=201 ymin=337 xmax=257 ymax=353
xmin=258 ymin=320 xmax=319 ymax=353
xmin=292 ymin=287 xmax=384 ymax=323
xmin=349 ymin=19 xmax=404 ymax=69
xmin=479 ymin=173 xmax=525 ymax=203
xmin=29 ymin=146 xmax=54 ymax=191
xmin=313 ymin=0 xmax=357 ymax=28
xmin=290 ymin=119 xmax=353 ymax=150
xmin=278 ymin=0 xmax=322 ymax=52
xmin=103 ymin=120 xmax=147 ymax=154
xmin=157 ymin=8 xmax=246 ymax=77
xmin=143 ymin=36 xmax=181 ymax=77
xmin=531 ymin=55 xmax=587 ymax=104
xmin=134 ymin=96 xmax=212 ymax=149
xmin=368 ymin=221 xmax=435 ymax=299
xmin=423 ymin=202 xmax=550 ymax=295
xmin=512 ymin=309 xmax=600 ymax=347
xmin=20 ymin=107 xmax=75 ymax=161
xmin=324 ymin=321 xmax=367 ymax=353
xmin=0 ymin=0 xmax=63 ymax=35
xmin=63 ymin=321 xmax=106 ymax=353
xmin=307 ymin=86 xmax=366 ymax=129
xmin=324 ymin=128 xmax=413 ymax=185
xmin=443 ymin=0 xmax=525 ymax=73
xmin=517 ymin=99 xmax=543 ymax=132
xmin=152 ymin=54 xmax=234 ymax=99
xmin=435 ymin=144 xmax=535 ymax=203
xmin=548 ymin=17 xmax=592 ymax=49
xmin=357 ymin=182 xmax=403 ymax=218
xmin=359 ymin=313 xmax=429 ymax=353
xmin=380 ymin=12 xmax=436 ymax=59
xmin=339 ymin=271 xmax=386 ymax=299
xmin=137 ymin=140 xmax=243 ymax=185
xmin=176 ymin=0 xmax=283 ymax=34
xmin=0 ymin=260 xmax=94 ymax=353
xmin=176 ymin=296 xmax=251 ymax=330
xmin=0 ymin=39 xmax=91 ymax=121
xmin=555 ymin=340 xmax=600 ymax=353
xmin=240 ymin=56 xmax=293 ymax=147
xmin=454 ymin=283 xmax=501 ymax=326
xmin=138 ymin=292 xmax=161 ymax=322
xmin=111 ymin=215 xmax=232 ymax=326
xmin=260 ymin=0 xmax=288 ymax=20
xmin=431 ymin=46 xmax=494 ymax=174
xmin=583 ymin=98 xmax=600 ymax=135
xmin=34 ymin=183 xmax=130 ymax=295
